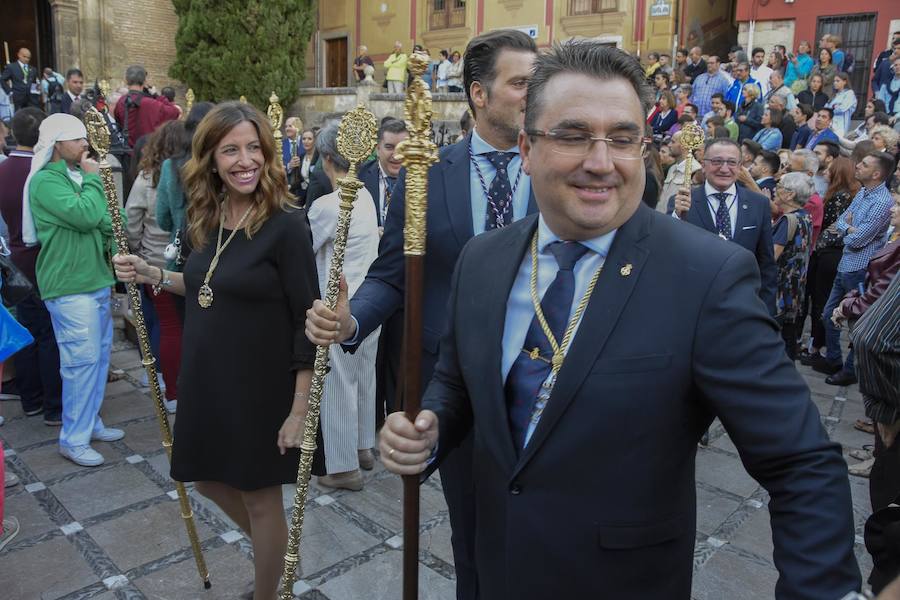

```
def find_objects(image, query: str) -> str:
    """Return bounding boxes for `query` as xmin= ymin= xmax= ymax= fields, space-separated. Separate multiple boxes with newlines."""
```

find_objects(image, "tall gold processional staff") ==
xmin=83 ymin=107 xmax=212 ymax=590
xmin=393 ymin=51 xmax=439 ymax=600
xmin=278 ymin=106 xmax=378 ymax=600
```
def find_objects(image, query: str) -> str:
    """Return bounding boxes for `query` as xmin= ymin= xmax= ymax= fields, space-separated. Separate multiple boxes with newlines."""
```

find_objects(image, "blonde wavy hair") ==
xmin=184 ymin=101 xmax=294 ymax=250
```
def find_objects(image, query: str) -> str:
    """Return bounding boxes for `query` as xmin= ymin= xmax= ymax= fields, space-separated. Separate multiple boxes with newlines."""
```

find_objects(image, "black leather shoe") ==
xmin=810 ymin=355 xmax=842 ymax=375
xmin=826 ymin=370 xmax=858 ymax=386
xmin=798 ymin=349 xmax=819 ymax=367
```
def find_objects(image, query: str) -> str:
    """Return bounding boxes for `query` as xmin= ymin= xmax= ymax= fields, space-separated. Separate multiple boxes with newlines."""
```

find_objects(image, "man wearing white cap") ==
xmin=24 ymin=112 xmax=124 ymax=467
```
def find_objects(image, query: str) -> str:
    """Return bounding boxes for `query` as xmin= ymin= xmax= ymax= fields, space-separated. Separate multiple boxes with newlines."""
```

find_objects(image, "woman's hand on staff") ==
xmin=113 ymin=254 xmax=157 ymax=285
xmin=278 ymin=410 xmax=306 ymax=455
xmin=379 ymin=410 xmax=439 ymax=475
xmin=305 ymin=276 xmax=356 ymax=345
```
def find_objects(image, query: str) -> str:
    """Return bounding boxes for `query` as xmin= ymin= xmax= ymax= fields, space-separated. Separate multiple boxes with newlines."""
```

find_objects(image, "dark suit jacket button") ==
xmin=510 ymin=484 xmax=522 ymax=495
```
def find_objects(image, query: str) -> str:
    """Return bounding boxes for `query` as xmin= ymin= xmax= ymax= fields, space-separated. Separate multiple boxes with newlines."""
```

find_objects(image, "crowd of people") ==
xmin=0 ymin=27 xmax=899 ymax=600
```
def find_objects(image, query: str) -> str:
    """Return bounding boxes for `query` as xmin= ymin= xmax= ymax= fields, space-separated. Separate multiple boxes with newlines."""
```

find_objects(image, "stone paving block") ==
xmin=18 ymin=440 xmax=125 ymax=483
xmin=728 ymin=506 xmax=775 ymax=559
xmin=830 ymin=419 xmax=876 ymax=450
xmin=695 ymin=449 xmax=760 ymax=498
xmin=0 ymin=399 xmax=25 ymax=419
xmin=118 ymin=417 xmax=172 ymax=456
xmin=691 ymin=545 xmax=777 ymax=600
xmin=105 ymin=378 xmax=138 ymax=398
xmin=99 ymin=391 xmax=157 ymax=425
xmin=109 ymin=348 xmax=142 ymax=370
xmin=2 ymin=487 xmax=60 ymax=540
xmin=50 ymin=464 xmax=163 ymax=521
xmin=87 ymin=500 xmax=217 ymax=572
xmin=420 ymin=519 xmax=455 ymax=566
xmin=0 ymin=415 xmax=61 ymax=448
xmin=298 ymin=503 xmax=381 ymax=577
xmin=132 ymin=544 xmax=254 ymax=600
xmin=337 ymin=475 xmax=449 ymax=534
xmin=696 ymin=485 xmax=742 ymax=536
xmin=0 ymin=535 xmax=98 ymax=599
xmin=318 ymin=548 xmax=455 ymax=600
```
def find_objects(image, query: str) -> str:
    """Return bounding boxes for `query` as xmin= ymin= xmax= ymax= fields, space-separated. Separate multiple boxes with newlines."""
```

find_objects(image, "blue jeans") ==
xmin=45 ymin=288 xmax=113 ymax=449
xmin=13 ymin=291 xmax=63 ymax=416
xmin=822 ymin=268 xmax=866 ymax=372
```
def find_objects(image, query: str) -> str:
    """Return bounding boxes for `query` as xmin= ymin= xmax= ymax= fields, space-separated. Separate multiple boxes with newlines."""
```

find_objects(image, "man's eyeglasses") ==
xmin=526 ymin=129 xmax=650 ymax=160
xmin=704 ymin=158 xmax=740 ymax=169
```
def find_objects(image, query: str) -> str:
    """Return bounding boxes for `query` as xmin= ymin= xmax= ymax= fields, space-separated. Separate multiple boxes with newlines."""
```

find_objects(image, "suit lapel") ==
xmin=692 ymin=187 xmax=716 ymax=233
xmin=732 ymin=187 xmax=753 ymax=246
xmin=480 ymin=216 xmax=537 ymax=471
xmin=512 ymin=205 xmax=653 ymax=478
xmin=441 ymin=139 xmax=474 ymax=247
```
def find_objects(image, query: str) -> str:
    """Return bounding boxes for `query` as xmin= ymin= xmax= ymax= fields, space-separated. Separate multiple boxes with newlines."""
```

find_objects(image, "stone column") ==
xmin=49 ymin=0 xmax=81 ymax=73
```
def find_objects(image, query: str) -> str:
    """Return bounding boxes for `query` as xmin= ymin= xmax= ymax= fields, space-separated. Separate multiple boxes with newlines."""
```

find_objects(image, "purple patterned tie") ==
xmin=485 ymin=151 xmax=516 ymax=229
xmin=505 ymin=241 xmax=590 ymax=452
xmin=713 ymin=192 xmax=732 ymax=240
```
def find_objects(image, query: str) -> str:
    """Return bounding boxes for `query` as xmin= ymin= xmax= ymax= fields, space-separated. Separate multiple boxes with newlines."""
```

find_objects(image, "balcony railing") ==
xmin=568 ymin=0 xmax=618 ymax=15
xmin=429 ymin=0 xmax=466 ymax=30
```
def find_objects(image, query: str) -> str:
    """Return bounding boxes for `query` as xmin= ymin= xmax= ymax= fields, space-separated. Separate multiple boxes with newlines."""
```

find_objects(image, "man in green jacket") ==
xmin=384 ymin=41 xmax=408 ymax=94
xmin=23 ymin=112 xmax=124 ymax=467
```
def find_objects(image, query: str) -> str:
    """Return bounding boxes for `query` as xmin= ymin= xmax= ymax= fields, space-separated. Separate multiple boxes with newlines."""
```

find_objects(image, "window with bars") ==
xmin=430 ymin=0 xmax=466 ymax=30
xmin=568 ymin=0 xmax=618 ymax=15
xmin=816 ymin=13 xmax=877 ymax=117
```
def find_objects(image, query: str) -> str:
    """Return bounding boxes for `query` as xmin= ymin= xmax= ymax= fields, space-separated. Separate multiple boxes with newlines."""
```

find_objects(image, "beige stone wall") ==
xmin=737 ymin=20 xmax=796 ymax=54
xmin=103 ymin=0 xmax=180 ymax=93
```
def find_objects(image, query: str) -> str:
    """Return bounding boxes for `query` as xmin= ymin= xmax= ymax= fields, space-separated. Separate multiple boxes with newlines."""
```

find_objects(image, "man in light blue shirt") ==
xmin=690 ymin=55 xmax=731 ymax=117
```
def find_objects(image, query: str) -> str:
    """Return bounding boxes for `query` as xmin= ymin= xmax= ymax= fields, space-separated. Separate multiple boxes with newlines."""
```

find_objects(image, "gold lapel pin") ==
xmin=620 ymin=263 xmax=633 ymax=277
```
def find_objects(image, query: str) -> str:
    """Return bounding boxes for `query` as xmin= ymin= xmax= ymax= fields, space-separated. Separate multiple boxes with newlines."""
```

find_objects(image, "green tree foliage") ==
xmin=170 ymin=0 xmax=315 ymax=109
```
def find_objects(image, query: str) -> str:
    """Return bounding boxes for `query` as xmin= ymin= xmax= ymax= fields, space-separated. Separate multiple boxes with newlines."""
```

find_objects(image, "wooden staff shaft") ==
xmin=402 ymin=255 xmax=425 ymax=600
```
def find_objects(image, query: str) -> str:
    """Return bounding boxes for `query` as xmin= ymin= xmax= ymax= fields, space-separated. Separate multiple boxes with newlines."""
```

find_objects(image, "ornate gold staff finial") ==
xmin=278 ymin=104 xmax=378 ymax=600
xmin=99 ymin=79 xmax=111 ymax=103
xmin=267 ymin=91 xmax=285 ymax=166
xmin=394 ymin=51 xmax=439 ymax=256
xmin=185 ymin=88 xmax=195 ymax=116
xmin=239 ymin=95 xmax=248 ymax=104
xmin=83 ymin=107 xmax=212 ymax=591
xmin=679 ymin=121 xmax=705 ymax=191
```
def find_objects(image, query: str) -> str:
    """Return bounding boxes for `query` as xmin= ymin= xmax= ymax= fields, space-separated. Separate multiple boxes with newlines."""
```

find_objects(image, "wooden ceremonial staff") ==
xmin=83 ymin=107 xmax=211 ymax=590
xmin=278 ymin=106 xmax=378 ymax=600
xmin=394 ymin=52 xmax=439 ymax=600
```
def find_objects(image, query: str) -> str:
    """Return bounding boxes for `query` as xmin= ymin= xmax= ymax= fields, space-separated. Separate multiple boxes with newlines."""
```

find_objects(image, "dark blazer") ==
xmin=735 ymin=100 xmax=764 ymax=141
xmin=668 ymin=185 xmax=777 ymax=315
xmin=357 ymin=159 xmax=384 ymax=226
xmin=1 ymin=62 xmax=39 ymax=108
xmin=281 ymin=137 xmax=305 ymax=169
xmin=423 ymin=205 xmax=860 ymax=599
xmin=349 ymin=137 xmax=537 ymax=379
xmin=683 ymin=59 xmax=707 ymax=82
xmin=60 ymin=92 xmax=76 ymax=115
xmin=305 ymin=160 xmax=332 ymax=207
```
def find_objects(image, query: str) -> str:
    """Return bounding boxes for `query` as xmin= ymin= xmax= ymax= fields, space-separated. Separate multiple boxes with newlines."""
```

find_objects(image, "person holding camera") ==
xmin=113 ymin=65 xmax=180 ymax=149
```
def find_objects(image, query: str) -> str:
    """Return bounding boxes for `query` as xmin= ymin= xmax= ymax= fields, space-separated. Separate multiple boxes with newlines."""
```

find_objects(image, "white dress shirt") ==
xmin=702 ymin=181 xmax=739 ymax=237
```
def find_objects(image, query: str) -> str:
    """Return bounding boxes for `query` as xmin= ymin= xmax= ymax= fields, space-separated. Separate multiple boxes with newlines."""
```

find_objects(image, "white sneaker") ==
xmin=4 ymin=471 xmax=19 ymax=488
xmin=140 ymin=371 xmax=166 ymax=391
xmin=91 ymin=427 xmax=125 ymax=442
xmin=163 ymin=399 xmax=177 ymax=414
xmin=60 ymin=445 xmax=105 ymax=467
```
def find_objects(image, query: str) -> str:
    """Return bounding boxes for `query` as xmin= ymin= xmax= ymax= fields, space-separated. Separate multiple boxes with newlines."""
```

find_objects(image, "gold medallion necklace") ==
xmin=526 ymin=232 xmax=602 ymax=373
xmin=198 ymin=200 xmax=255 ymax=309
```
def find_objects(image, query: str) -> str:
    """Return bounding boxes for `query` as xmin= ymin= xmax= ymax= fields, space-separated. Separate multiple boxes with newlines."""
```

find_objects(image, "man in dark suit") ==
xmin=357 ymin=118 xmax=408 ymax=229
xmin=306 ymin=29 xmax=539 ymax=600
xmin=60 ymin=69 xmax=84 ymax=116
xmin=671 ymin=138 xmax=777 ymax=315
xmin=375 ymin=41 xmax=860 ymax=599
xmin=751 ymin=149 xmax=779 ymax=197
xmin=1 ymin=47 xmax=41 ymax=111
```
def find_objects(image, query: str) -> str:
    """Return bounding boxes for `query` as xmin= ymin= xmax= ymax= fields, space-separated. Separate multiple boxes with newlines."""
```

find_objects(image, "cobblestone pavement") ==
xmin=0 ymin=339 xmax=875 ymax=599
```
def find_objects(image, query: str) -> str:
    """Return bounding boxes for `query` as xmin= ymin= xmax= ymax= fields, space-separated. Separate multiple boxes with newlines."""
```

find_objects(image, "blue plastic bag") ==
xmin=0 ymin=300 xmax=33 ymax=362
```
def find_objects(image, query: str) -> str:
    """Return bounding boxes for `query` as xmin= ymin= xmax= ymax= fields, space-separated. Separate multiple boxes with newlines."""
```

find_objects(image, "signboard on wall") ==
xmin=650 ymin=0 xmax=671 ymax=17
xmin=513 ymin=25 xmax=539 ymax=39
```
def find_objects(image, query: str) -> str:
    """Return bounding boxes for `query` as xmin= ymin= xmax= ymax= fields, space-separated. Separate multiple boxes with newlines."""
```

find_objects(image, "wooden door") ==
xmin=325 ymin=37 xmax=348 ymax=88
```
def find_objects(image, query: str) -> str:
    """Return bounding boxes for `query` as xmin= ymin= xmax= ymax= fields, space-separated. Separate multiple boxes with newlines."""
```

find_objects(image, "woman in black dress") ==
xmin=113 ymin=102 xmax=319 ymax=599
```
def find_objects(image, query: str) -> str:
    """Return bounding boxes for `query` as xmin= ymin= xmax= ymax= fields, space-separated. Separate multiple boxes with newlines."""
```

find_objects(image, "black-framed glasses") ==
xmin=526 ymin=129 xmax=650 ymax=160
